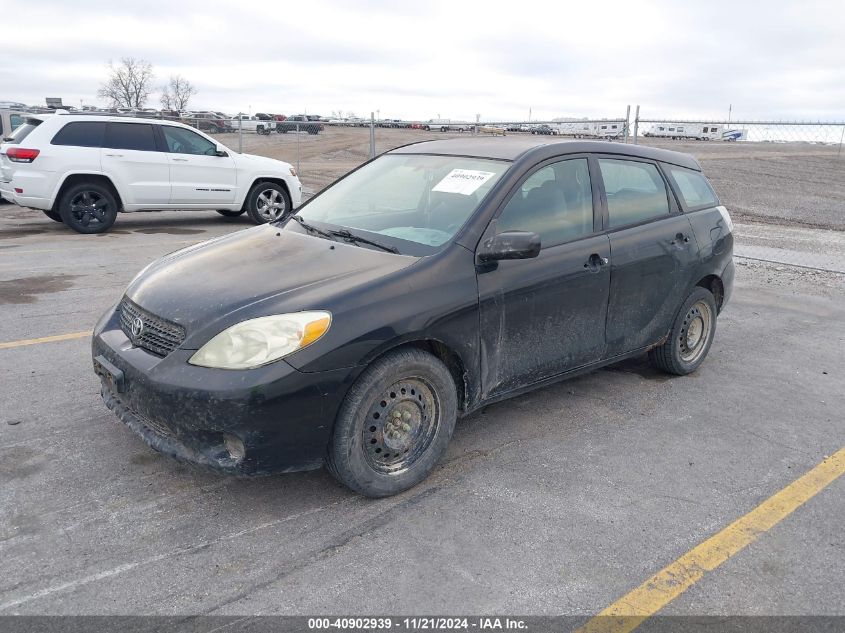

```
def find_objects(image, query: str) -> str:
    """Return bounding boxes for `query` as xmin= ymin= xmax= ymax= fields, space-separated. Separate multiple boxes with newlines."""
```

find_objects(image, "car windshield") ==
xmin=291 ymin=154 xmax=510 ymax=255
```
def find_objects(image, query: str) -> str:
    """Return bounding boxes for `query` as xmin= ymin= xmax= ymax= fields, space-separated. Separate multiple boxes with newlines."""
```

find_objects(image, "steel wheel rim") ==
xmin=363 ymin=377 xmax=440 ymax=474
xmin=69 ymin=191 xmax=109 ymax=227
xmin=255 ymin=188 xmax=286 ymax=221
xmin=679 ymin=300 xmax=712 ymax=363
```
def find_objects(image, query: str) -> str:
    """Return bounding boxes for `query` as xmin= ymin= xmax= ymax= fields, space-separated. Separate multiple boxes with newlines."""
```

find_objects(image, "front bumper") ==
xmin=93 ymin=307 xmax=359 ymax=475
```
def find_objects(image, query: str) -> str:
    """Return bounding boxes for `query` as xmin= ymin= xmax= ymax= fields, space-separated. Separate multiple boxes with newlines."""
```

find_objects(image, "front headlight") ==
xmin=188 ymin=311 xmax=331 ymax=370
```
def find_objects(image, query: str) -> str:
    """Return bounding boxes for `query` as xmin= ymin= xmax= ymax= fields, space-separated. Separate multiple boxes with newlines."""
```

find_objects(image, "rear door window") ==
xmin=5 ymin=118 xmax=41 ymax=144
xmin=598 ymin=158 xmax=670 ymax=228
xmin=51 ymin=121 xmax=106 ymax=147
xmin=104 ymin=122 xmax=157 ymax=151
xmin=666 ymin=165 xmax=719 ymax=210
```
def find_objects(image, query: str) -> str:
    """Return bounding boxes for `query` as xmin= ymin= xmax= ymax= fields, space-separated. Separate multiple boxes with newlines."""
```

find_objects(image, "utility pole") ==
xmin=728 ymin=104 xmax=732 ymax=127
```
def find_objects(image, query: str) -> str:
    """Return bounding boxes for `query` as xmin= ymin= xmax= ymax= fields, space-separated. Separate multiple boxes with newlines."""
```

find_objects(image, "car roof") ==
xmin=388 ymin=137 xmax=702 ymax=170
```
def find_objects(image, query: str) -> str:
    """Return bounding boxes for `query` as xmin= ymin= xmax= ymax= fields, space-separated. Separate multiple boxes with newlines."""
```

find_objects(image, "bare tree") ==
xmin=160 ymin=75 xmax=198 ymax=111
xmin=98 ymin=58 xmax=155 ymax=109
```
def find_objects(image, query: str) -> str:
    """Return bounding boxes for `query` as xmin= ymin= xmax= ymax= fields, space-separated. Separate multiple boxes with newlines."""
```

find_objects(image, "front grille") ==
xmin=119 ymin=297 xmax=186 ymax=357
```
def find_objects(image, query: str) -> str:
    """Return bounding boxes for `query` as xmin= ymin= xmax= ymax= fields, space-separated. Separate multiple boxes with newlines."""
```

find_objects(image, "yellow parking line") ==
xmin=578 ymin=446 xmax=845 ymax=633
xmin=0 ymin=331 xmax=91 ymax=350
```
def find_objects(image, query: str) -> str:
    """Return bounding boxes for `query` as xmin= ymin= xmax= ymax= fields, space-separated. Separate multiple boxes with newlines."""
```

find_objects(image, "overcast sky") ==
xmin=3 ymin=0 xmax=844 ymax=121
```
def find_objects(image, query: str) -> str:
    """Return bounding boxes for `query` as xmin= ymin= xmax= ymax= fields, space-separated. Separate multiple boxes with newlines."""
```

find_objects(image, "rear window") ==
xmin=104 ymin=122 xmax=157 ymax=151
xmin=51 ymin=121 xmax=106 ymax=148
xmin=4 ymin=117 xmax=42 ymax=144
xmin=666 ymin=165 xmax=719 ymax=210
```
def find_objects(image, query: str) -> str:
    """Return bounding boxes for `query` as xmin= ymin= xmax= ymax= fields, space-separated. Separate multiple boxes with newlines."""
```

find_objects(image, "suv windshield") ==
xmin=292 ymin=154 xmax=509 ymax=255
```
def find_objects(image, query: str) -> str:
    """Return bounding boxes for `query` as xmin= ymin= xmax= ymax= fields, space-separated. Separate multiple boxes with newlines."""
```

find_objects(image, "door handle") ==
xmin=104 ymin=153 xmax=123 ymax=158
xmin=584 ymin=253 xmax=609 ymax=272
xmin=172 ymin=158 xmax=189 ymax=162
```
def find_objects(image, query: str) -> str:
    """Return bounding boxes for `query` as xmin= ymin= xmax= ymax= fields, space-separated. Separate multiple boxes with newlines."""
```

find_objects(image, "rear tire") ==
xmin=326 ymin=348 xmax=457 ymax=497
xmin=58 ymin=182 xmax=118 ymax=234
xmin=243 ymin=182 xmax=291 ymax=224
xmin=648 ymin=287 xmax=717 ymax=375
xmin=42 ymin=209 xmax=63 ymax=222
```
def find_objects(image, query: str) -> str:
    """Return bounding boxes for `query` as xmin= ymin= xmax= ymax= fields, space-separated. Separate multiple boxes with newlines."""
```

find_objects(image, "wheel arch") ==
xmin=695 ymin=274 xmax=725 ymax=313
xmin=51 ymin=173 xmax=123 ymax=213
xmin=358 ymin=337 xmax=470 ymax=415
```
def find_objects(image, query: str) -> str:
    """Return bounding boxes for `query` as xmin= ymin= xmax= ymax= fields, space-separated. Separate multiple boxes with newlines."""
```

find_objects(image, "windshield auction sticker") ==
xmin=432 ymin=169 xmax=496 ymax=195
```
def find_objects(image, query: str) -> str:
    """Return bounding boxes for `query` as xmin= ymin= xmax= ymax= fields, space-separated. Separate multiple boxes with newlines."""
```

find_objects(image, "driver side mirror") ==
xmin=215 ymin=148 xmax=228 ymax=157
xmin=477 ymin=231 xmax=541 ymax=262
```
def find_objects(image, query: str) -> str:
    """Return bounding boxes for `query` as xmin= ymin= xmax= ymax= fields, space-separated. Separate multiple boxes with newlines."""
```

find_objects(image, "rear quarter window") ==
xmin=666 ymin=165 xmax=719 ymax=210
xmin=51 ymin=121 xmax=106 ymax=147
xmin=4 ymin=118 xmax=42 ymax=144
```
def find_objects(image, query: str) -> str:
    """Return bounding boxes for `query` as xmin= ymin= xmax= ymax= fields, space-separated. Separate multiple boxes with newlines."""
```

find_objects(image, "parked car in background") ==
xmin=184 ymin=112 xmax=233 ymax=134
xmin=0 ymin=114 xmax=301 ymax=232
xmin=276 ymin=114 xmax=323 ymax=134
xmin=91 ymin=137 xmax=733 ymax=497
xmin=530 ymin=124 xmax=558 ymax=135
xmin=0 ymin=109 xmax=28 ymax=142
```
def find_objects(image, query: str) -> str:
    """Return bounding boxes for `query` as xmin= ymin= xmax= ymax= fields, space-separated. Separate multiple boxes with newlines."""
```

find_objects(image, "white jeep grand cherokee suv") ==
xmin=0 ymin=114 xmax=302 ymax=233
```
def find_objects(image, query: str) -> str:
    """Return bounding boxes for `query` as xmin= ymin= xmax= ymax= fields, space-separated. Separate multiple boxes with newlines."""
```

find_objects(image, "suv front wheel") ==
xmin=244 ymin=182 xmax=291 ymax=224
xmin=58 ymin=182 xmax=118 ymax=234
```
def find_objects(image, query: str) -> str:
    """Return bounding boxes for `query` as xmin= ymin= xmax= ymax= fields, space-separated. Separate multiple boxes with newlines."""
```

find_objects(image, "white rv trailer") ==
xmin=553 ymin=120 xmax=626 ymax=139
xmin=643 ymin=123 xmax=724 ymax=140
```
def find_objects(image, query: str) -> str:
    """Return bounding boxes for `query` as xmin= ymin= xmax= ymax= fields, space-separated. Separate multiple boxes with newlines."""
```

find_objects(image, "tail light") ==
xmin=6 ymin=148 xmax=40 ymax=163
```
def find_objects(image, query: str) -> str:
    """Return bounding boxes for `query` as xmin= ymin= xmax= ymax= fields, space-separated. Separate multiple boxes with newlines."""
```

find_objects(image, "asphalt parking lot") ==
xmin=1 ymin=201 xmax=843 ymax=623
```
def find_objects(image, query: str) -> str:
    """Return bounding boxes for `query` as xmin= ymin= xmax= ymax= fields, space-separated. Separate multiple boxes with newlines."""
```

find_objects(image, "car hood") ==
xmin=126 ymin=225 xmax=417 ymax=347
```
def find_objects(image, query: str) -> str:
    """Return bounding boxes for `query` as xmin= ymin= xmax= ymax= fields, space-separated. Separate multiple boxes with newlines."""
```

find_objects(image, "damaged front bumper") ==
xmin=92 ymin=307 xmax=358 ymax=475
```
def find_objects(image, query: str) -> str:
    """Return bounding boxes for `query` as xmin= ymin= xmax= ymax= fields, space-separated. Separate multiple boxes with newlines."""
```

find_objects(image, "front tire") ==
xmin=327 ymin=349 xmax=458 ymax=497
xmin=244 ymin=182 xmax=291 ymax=224
xmin=58 ymin=182 xmax=118 ymax=234
xmin=648 ymin=287 xmax=717 ymax=375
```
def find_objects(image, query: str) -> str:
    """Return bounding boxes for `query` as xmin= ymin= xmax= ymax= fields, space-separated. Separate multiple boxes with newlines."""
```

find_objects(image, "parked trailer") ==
xmin=643 ymin=123 xmax=724 ymax=140
xmin=553 ymin=121 xmax=626 ymax=139
xmin=422 ymin=119 xmax=472 ymax=132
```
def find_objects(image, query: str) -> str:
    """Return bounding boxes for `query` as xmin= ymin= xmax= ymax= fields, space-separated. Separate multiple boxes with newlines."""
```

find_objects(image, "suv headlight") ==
xmin=189 ymin=311 xmax=331 ymax=370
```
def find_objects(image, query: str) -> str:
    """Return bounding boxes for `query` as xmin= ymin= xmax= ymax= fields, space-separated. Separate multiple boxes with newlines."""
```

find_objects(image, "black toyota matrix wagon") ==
xmin=93 ymin=138 xmax=734 ymax=497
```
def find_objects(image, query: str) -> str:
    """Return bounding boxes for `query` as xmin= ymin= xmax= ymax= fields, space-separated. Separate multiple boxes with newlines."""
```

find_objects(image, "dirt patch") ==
xmin=0 ymin=274 xmax=79 ymax=304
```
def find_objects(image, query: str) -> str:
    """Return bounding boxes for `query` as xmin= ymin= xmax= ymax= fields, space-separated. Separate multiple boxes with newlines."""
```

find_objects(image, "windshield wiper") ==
xmin=329 ymin=228 xmax=400 ymax=254
xmin=287 ymin=214 xmax=337 ymax=241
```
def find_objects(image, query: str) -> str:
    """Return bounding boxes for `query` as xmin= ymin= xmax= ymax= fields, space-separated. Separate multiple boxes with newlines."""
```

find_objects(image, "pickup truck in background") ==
xmin=275 ymin=115 xmax=324 ymax=134
xmin=230 ymin=113 xmax=276 ymax=135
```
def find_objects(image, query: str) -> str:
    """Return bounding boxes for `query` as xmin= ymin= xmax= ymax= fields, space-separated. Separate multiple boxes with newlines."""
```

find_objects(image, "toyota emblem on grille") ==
xmin=131 ymin=316 xmax=144 ymax=338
